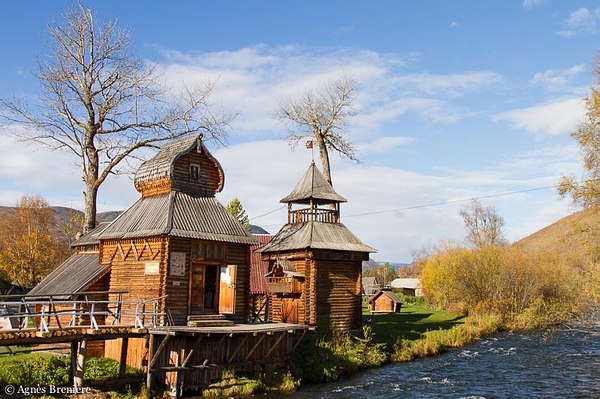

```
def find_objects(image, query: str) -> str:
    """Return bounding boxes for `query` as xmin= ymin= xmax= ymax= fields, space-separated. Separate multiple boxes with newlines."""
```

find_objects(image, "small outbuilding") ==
xmin=368 ymin=289 xmax=403 ymax=313
xmin=390 ymin=278 xmax=423 ymax=297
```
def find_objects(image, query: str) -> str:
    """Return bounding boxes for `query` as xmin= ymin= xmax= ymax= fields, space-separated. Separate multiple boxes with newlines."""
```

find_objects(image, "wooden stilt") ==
xmin=119 ymin=336 xmax=129 ymax=379
xmin=147 ymin=334 xmax=171 ymax=398
xmin=74 ymin=339 xmax=87 ymax=388
xmin=70 ymin=340 xmax=78 ymax=386
xmin=146 ymin=334 xmax=155 ymax=398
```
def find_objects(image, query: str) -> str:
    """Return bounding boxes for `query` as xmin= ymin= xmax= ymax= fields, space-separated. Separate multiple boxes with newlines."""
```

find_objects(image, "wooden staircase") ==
xmin=187 ymin=314 xmax=235 ymax=327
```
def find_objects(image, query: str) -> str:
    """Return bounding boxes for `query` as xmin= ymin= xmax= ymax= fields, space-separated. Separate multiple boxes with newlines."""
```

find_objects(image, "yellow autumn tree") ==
xmin=0 ymin=195 xmax=70 ymax=288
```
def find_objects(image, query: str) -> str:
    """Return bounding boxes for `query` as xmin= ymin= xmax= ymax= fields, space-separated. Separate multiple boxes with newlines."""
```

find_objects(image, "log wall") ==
xmin=264 ymin=250 xmax=366 ymax=332
xmin=372 ymin=295 xmax=395 ymax=312
xmin=171 ymin=150 xmax=222 ymax=197
xmin=103 ymin=237 xmax=167 ymax=326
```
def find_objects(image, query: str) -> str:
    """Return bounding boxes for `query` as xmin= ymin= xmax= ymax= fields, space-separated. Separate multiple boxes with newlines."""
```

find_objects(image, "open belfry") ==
xmin=259 ymin=161 xmax=376 ymax=331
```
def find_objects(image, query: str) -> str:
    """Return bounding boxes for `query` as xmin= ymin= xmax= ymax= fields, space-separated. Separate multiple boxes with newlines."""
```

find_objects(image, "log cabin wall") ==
xmin=372 ymin=295 xmax=394 ymax=312
xmin=264 ymin=251 xmax=309 ymax=325
xmin=102 ymin=237 xmax=167 ymax=326
xmin=171 ymin=150 xmax=222 ymax=197
xmin=165 ymin=237 xmax=191 ymax=326
xmin=264 ymin=250 xmax=365 ymax=331
xmin=311 ymin=250 xmax=367 ymax=332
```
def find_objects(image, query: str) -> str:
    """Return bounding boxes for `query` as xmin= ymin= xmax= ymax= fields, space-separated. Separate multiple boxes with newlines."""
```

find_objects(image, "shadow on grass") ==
xmin=363 ymin=305 xmax=465 ymax=344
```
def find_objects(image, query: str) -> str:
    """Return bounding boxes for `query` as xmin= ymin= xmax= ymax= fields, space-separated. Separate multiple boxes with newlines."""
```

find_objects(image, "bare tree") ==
xmin=459 ymin=199 xmax=507 ymax=247
xmin=276 ymin=76 xmax=358 ymax=185
xmin=0 ymin=5 xmax=231 ymax=232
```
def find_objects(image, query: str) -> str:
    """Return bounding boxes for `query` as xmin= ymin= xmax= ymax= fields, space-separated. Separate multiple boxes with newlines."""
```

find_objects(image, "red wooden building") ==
xmin=258 ymin=162 xmax=375 ymax=331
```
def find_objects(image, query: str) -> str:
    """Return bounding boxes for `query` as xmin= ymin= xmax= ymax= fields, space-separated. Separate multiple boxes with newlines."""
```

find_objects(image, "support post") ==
xmin=146 ymin=334 xmax=155 ymax=398
xmin=74 ymin=339 xmax=87 ymax=388
xmin=119 ymin=336 xmax=129 ymax=379
xmin=69 ymin=340 xmax=78 ymax=386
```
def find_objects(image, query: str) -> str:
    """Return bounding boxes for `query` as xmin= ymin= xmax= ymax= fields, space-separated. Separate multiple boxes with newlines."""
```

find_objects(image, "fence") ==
xmin=0 ymin=291 xmax=168 ymax=332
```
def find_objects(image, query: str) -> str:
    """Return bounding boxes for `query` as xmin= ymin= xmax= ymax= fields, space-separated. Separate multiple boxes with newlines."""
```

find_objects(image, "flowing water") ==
xmin=267 ymin=325 xmax=599 ymax=399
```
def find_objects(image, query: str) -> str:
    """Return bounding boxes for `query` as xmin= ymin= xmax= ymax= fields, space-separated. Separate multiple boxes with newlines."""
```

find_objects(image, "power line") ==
xmin=249 ymin=205 xmax=286 ymax=221
xmin=248 ymin=178 xmax=598 ymax=225
xmin=344 ymin=185 xmax=556 ymax=219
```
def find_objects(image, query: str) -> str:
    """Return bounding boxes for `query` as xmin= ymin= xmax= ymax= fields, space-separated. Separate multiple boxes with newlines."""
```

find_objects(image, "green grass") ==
xmin=363 ymin=300 xmax=466 ymax=344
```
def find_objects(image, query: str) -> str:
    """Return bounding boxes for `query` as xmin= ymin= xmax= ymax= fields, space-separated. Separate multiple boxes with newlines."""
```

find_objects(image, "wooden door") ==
xmin=189 ymin=263 xmax=205 ymax=314
xmin=281 ymin=298 xmax=298 ymax=324
xmin=218 ymin=265 xmax=236 ymax=314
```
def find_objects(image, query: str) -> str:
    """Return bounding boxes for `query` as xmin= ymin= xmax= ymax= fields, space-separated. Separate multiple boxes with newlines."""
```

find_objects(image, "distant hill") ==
xmin=250 ymin=225 xmax=269 ymax=234
xmin=0 ymin=205 xmax=269 ymax=243
xmin=514 ymin=207 xmax=598 ymax=264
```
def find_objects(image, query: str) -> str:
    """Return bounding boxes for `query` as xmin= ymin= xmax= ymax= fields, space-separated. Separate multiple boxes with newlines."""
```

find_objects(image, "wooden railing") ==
xmin=288 ymin=207 xmax=338 ymax=223
xmin=0 ymin=291 xmax=168 ymax=332
xmin=267 ymin=276 xmax=303 ymax=294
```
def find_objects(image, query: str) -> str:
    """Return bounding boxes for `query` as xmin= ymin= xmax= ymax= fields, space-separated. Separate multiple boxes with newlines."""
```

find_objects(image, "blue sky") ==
xmin=0 ymin=1 xmax=597 ymax=262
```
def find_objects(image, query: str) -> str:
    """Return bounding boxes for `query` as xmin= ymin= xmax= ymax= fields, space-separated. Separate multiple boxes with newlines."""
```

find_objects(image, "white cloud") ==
xmin=529 ymin=65 xmax=586 ymax=92
xmin=557 ymin=7 xmax=600 ymax=37
xmin=151 ymin=46 xmax=502 ymax=140
xmin=449 ymin=21 xmax=460 ymax=28
xmin=0 ymin=129 xmax=144 ymax=213
xmin=212 ymin=138 xmax=581 ymax=261
xmin=523 ymin=0 xmax=545 ymax=10
xmin=493 ymin=98 xmax=586 ymax=137
xmin=359 ymin=136 xmax=415 ymax=154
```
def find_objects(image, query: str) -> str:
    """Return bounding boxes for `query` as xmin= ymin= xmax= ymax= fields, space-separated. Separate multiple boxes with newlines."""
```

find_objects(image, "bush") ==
xmin=1 ymin=354 xmax=70 ymax=386
xmin=293 ymin=324 xmax=388 ymax=383
xmin=421 ymin=245 xmax=595 ymax=329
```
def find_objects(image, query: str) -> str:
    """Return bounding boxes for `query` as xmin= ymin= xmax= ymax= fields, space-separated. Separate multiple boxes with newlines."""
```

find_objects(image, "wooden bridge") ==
xmin=0 ymin=291 xmax=309 ymax=397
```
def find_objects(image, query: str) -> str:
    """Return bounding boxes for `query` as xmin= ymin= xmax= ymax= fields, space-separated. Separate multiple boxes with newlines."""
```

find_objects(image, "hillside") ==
xmin=0 ymin=206 xmax=268 ymax=243
xmin=514 ymin=207 xmax=599 ymax=264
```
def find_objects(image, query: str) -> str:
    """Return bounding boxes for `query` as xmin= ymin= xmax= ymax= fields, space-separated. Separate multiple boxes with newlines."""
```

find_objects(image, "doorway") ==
xmin=189 ymin=263 xmax=220 ymax=314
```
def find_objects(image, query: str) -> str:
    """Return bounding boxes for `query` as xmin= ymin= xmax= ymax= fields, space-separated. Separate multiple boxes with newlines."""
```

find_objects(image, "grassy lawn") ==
xmin=363 ymin=300 xmax=465 ymax=344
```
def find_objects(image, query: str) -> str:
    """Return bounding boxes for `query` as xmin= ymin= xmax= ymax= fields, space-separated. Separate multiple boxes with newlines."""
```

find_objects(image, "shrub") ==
xmin=421 ymin=245 xmax=595 ymax=329
xmin=292 ymin=324 xmax=388 ymax=383
xmin=1 ymin=354 xmax=70 ymax=386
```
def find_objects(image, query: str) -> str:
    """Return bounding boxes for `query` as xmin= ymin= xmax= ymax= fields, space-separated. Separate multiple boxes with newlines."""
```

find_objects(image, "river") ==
xmin=269 ymin=326 xmax=599 ymax=399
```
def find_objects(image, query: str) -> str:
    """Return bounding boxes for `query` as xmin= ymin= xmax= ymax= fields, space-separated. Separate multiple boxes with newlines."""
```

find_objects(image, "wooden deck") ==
xmin=144 ymin=323 xmax=310 ymax=397
xmin=0 ymin=292 xmax=311 ymax=398
xmin=149 ymin=322 xmax=309 ymax=335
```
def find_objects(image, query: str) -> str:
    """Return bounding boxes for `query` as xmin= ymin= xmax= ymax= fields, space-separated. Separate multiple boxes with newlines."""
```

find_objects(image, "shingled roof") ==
xmin=27 ymin=253 xmax=108 ymax=298
xmin=99 ymin=191 xmax=259 ymax=245
xmin=134 ymin=134 xmax=225 ymax=192
xmin=257 ymin=221 xmax=376 ymax=253
xmin=280 ymin=161 xmax=347 ymax=205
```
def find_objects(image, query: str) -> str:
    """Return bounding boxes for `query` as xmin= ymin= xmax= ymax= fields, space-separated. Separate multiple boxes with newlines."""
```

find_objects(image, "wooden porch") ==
xmin=0 ymin=293 xmax=310 ymax=397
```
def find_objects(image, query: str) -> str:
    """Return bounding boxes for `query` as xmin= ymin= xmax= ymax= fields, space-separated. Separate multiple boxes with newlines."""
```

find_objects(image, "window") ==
xmin=190 ymin=164 xmax=201 ymax=181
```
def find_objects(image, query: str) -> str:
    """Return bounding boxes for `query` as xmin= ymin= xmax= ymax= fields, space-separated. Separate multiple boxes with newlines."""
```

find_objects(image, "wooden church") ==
xmin=98 ymin=134 xmax=259 ymax=326
xmin=258 ymin=161 xmax=375 ymax=331
xmin=32 ymin=134 xmax=258 ymax=330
